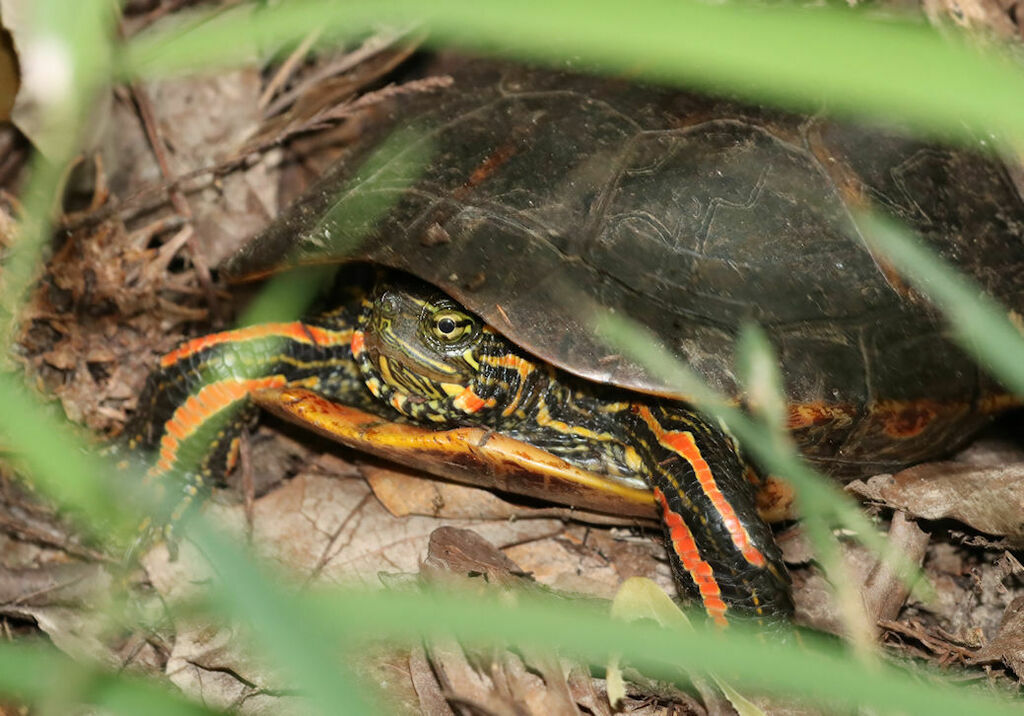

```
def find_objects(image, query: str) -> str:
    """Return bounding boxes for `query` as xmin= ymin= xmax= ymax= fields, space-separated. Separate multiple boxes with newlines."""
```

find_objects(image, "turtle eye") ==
xmin=431 ymin=310 xmax=473 ymax=343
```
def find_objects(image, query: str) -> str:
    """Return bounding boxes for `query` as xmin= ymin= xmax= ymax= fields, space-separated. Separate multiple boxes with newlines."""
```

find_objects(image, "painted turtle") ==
xmin=126 ymin=63 xmax=1024 ymax=626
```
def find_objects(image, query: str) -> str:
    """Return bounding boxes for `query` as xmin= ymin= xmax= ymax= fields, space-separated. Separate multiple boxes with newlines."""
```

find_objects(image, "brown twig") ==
xmin=262 ymin=29 xmax=413 ymax=118
xmin=240 ymin=430 xmax=255 ymax=543
xmin=61 ymin=76 xmax=451 ymax=235
xmin=130 ymin=83 xmax=221 ymax=322
xmin=0 ymin=512 xmax=111 ymax=563
xmin=258 ymin=29 xmax=323 ymax=111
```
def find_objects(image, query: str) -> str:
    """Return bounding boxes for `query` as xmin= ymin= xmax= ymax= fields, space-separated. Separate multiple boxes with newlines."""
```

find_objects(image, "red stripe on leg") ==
xmin=160 ymin=323 xmax=352 ymax=368
xmin=148 ymin=376 xmax=288 ymax=478
xmin=636 ymin=406 xmax=765 ymax=568
xmin=654 ymin=487 xmax=729 ymax=628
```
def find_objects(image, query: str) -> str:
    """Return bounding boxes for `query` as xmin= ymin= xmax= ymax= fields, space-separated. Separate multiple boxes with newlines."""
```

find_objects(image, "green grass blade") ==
xmin=732 ymin=323 xmax=877 ymax=658
xmin=298 ymin=586 xmax=1020 ymax=716
xmin=0 ymin=373 xmax=138 ymax=540
xmin=595 ymin=315 xmax=935 ymax=614
xmin=0 ymin=641 xmax=218 ymax=715
xmin=236 ymin=123 xmax=436 ymax=325
xmin=189 ymin=523 xmax=378 ymax=715
xmin=118 ymin=0 xmax=1024 ymax=146
xmin=735 ymin=321 xmax=787 ymax=431
xmin=859 ymin=214 xmax=1024 ymax=397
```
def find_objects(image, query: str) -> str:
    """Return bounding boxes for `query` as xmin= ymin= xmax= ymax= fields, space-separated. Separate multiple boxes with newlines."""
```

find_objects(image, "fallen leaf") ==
xmin=420 ymin=527 xmax=626 ymax=716
xmin=141 ymin=470 xmax=566 ymax=711
xmin=0 ymin=14 xmax=17 ymax=121
xmin=848 ymin=460 xmax=1024 ymax=544
xmin=1 ymin=0 xmax=112 ymax=157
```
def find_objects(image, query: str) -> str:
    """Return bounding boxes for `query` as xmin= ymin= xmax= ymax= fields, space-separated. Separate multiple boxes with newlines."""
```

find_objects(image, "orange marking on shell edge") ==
xmin=654 ymin=488 xmax=729 ymax=628
xmin=146 ymin=376 xmax=288 ymax=478
xmin=160 ymin=323 xmax=353 ymax=368
xmin=636 ymin=406 xmax=765 ymax=568
xmin=351 ymin=330 xmax=365 ymax=357
xmin=453 ymin=386 xmax=494 ymax=414
xmin=873 ymin=399 xmax=941 ymax=439
xmin=785 ymin=401 xmax=856 ymax=430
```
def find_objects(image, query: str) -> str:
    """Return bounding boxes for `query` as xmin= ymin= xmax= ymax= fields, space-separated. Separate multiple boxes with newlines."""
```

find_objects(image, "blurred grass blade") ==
xmin=236 ymin=124 xmax=435 ymax=325
xmin=301 ymin=585 xmax=1021 ymax=716
xmin=595 ymin=312 xmax=840 ymax=503
xmin=0 ymin=641 xmax=218 ymax=715
xmin=735 ymin=321 xmax=787 ymax=431
xmin=859 ymin=214 xmax=1024 ymax=396
xmin=594 ymin=313 xmax=933 ymax=644
xmin=119 ymin=0 xmax=1024 ymax=146
xmin=733 ymin=321 xmax=877 ymax=654
xmin=0 ymin=0 xmax=115 ymax=349
xmin=609 ymin=577 xmax=766 ymax=716
xmin=235 ymin=265 xmax=339 ymax=326
xmin=0 ymin=372 xmax=138 ymax=541
xmin=189 ymin=522 xmax=378 ymax=715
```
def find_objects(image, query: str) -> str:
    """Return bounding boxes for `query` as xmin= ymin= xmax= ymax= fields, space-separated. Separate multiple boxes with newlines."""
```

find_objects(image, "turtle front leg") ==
xmin=629 ymin=404 xmax=793 ymax=626
xmin=120 ymin=309 xmax=365 ymax=546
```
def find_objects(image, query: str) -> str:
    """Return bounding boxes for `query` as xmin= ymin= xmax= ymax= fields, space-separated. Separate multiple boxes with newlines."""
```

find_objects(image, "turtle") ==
xmin=123 ymin=62 xmax=1024 ymax=627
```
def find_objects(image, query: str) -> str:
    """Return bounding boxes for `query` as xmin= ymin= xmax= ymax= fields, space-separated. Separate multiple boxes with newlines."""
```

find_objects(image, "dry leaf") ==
xmin=0 ymin=0 xmax=112 ymax=157
xmin=0 ymin=12 xmax=17 ymax=121
xmin=848 ymin=460 xmax=1024 ymax=544
xmin=140 ymin=470 xmax=566 ymax=712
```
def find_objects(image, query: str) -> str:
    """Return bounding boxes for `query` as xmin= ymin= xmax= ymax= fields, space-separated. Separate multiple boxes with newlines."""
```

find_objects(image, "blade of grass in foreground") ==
xmin=118 ymin=0 xmax=1024 ymax=147
xmin=283 ymin=585 xmax=1017 ymax=716
xmin=0 ymin=373 xmax=137 ymax=540
xmin=859 ymin=214 xmax=1024 ymax=397
xmin=186 ymin=518 xmax=1017 ymax=714
xmin=0 ymin=641 xmax=218 ymax=716
xmin=0 ymin=373 xmax=374 ymax=713
xmin=235 ymin=124 xmax=437 ymax=325
xmin=0 ymin=343 xmax=374 ymax=715
xmin=0 ymin=0 xmax=114 ymax=349
xmin=732 ymin=320 xmax=933 ymax=629
xmin=188 ymin=522 xmax=381 ymax=714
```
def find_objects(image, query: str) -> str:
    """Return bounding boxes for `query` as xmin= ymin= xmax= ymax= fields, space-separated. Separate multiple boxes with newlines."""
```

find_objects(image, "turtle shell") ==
xmin=225 ymin=62 xmax=1024 ymax=474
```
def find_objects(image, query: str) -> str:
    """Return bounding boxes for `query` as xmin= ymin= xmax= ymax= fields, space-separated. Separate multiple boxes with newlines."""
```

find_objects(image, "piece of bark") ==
xmin=971 ymin=596 xmax=1024 ymax=680
xmin=862 ymin=512 xmax=931 ymax=623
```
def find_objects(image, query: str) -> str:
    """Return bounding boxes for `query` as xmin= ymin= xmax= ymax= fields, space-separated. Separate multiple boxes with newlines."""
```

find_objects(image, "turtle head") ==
xmin=354 ymin=276 xmax=501 ymax=422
